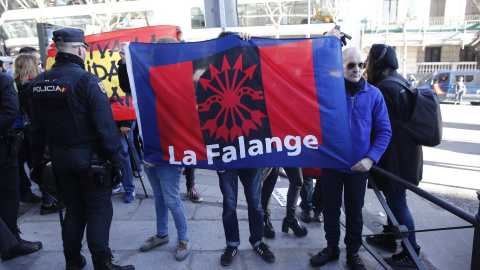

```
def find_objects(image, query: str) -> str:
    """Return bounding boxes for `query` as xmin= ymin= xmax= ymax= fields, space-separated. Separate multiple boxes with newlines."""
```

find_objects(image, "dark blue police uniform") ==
xmin=29 ymin=28 xmax=124 ymax=268
xmin=0 ymin=72 xmax=43 ymax=261
xmin=0 ymin=72 xmax=21 ymax=238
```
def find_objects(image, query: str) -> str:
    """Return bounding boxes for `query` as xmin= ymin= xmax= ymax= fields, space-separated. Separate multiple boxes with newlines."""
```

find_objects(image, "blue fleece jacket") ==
xmin=341 ymin=80 xmax=392 ymax=173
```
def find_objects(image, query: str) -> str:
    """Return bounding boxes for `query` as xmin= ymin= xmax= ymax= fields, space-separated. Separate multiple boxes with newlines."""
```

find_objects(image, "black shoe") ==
xmin=93 ymin=253 xmax=135 ymax=270
xmin=346 ymin=253 xmax=366 ymax=270
xmin=40 ymin=203 xmax=65 ymax=215
xmin=366 ymin=225 xmax=397 ymax=253
xmin=384 ymin=245 xmax=421 ymax=269
xmin=21 ymin=193 xmax=42 ymax=204
xmin=66 ymin=255 xmax=86 ymax=270
xmin=1 ymin=237 xmax=42 ymax=261
xmin=253 ymin=242 xmax=275 ymax=263
xmin=263 ymin=216 xmax=275 ymax=239
xmin=220 ymin=245 xmax=237 ymax=266
xmin=93 ymin=260 xmax=135 ymax=270
xmin=310 ymin=246 xmax=340 ymax=267
xmin=281 ymin=217 xmax=308 ymax=237
xmin=300 ymin=209 xmax=311 ymax=223
xmin=312 ymin=212 xmax=324 ymax=223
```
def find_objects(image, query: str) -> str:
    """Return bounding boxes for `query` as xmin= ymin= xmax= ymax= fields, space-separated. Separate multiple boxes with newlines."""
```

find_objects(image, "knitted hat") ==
xmin=370 ymin=44 xmax=399 ymax=70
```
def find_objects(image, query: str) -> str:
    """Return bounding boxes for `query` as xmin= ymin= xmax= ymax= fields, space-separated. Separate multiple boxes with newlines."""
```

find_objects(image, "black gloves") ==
xmin=111 ymin=162 xmax=123 ymax=186
xmin=30 ymin=162 xmax=45 ymax=185
xmin=333 ymin=25 xmax=352 ymax=47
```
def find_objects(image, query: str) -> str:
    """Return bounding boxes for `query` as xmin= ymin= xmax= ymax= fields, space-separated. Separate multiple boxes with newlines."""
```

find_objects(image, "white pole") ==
xmin=219 ymin=0 xmax=226 ymax=32
xmin=307 ymin=0 xmax=311 ymax=38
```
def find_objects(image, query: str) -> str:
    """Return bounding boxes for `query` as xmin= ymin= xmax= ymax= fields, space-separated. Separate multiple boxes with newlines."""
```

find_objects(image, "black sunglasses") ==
xmin=346 ymin=62 xmax=366 ymax=70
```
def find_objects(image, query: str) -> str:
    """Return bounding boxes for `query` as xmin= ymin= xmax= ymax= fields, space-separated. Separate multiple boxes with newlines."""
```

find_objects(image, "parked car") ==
xmin=417 ymin=70 xmax=480 ymax=105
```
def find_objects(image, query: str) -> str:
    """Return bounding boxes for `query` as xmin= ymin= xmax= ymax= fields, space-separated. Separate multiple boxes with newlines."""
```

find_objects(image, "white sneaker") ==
xmin=124 ymin=190 xmax=136 ymax=203
xmin=140 ymin=235 xmax=169 ymax=252
xmin=112 ymin=184 xmax=122 ymax=195
xmin=176 ymin=240 xmax=190 ymax=261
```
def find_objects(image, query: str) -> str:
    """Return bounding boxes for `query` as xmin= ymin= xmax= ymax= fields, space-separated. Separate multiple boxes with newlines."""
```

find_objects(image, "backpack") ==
xmin=382 ymin=76 xmax=443 ymax=147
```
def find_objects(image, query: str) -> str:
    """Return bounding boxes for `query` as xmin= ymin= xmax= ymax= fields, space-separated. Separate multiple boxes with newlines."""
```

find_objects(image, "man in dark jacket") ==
xmin=365 ymin=44 xmax=422 ymax=269
xmin=0 ymin=70 xmax=43 ymax=261
xmin=29 ymin=27 xmax=134 ymax=270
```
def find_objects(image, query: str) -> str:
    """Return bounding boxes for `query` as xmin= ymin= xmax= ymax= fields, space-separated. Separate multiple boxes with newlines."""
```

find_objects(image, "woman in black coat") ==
xmin=14 ymin=54 xmax=60 ymax=215
xmin=364 ymin=44 xmax=422 ymax=269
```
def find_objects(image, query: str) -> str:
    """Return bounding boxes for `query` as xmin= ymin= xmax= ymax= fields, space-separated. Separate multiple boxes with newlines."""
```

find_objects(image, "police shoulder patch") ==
xmin=97 ymin=82 xmax=106 ymax=94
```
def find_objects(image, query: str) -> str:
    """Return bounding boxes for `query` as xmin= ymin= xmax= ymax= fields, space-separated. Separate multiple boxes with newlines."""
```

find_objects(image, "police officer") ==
xmin=0 ymin=71 xmax=42 ymax=261
xmin=29 ymin=28 xmax=134 ymax=270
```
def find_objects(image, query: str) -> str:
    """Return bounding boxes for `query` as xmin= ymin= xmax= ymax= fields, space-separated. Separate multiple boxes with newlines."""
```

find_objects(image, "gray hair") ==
xmin=55 ymin=41 xmax=84 ymax=55
xmin=155 ymin=37 xmax=179 ymax=44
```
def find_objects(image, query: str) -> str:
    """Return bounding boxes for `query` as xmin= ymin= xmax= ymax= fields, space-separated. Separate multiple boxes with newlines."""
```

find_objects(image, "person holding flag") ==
xmin=310 ymin=46 xmax=391 ymax=270
xmin=118 ymin=37 xmax=191 ymax=261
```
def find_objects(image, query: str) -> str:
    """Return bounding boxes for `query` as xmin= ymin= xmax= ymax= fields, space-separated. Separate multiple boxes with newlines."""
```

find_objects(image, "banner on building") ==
xmin=126 ymin=35 xmax=354 ymax=170
xmin=46 ymin=25 xmax=179 ymax=121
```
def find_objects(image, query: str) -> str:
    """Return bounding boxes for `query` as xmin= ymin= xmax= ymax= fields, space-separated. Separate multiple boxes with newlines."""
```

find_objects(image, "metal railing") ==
xmin=429 ymin=16 xmax=445 ymax=26
xmin=362 ymin=15 xmax=480 ymax=33
xmin=367 ymin=166 xmax=479 ymax=270
xmin=416 ymin=62 xmax=477 ymax=74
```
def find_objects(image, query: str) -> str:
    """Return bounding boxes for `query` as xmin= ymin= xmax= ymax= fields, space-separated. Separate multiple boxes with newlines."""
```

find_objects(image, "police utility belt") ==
xmin=1 ymin=129 xmax=24 ymax=156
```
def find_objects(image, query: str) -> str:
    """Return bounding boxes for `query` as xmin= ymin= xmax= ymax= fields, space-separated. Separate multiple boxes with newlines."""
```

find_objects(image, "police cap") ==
xmin=52 ymin=28 xmax=88 ymax=46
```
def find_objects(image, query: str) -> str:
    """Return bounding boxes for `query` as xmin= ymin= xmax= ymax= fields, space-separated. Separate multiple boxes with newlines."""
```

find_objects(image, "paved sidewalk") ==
xmin=3 ymin=169 xmax=475 ymax=269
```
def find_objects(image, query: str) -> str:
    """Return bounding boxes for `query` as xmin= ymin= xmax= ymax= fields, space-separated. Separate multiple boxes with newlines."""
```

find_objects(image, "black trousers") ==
xmin=0 ymin=217 xmax=18 ymax=253
xmin=0 ymin=141 xmax=20 ymax=236
xmin=322 ymin=169 xmax=368 ymax=253
xmin=17 ymin=128 xmax=33 ymax=196
xmin=261 ymin=167 xmax=303 ymax=220
xmin=184 ymin=168 xmax=195 ymax=188
xmin=52 ymin=147 xmax=113 ymax=262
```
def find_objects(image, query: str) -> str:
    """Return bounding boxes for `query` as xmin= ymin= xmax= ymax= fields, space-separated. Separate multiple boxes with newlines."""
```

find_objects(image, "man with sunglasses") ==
xmin=29 ymin=28 xmax=134 ymax=270
xmin=310 ymin=47 xmax=391 ymax=270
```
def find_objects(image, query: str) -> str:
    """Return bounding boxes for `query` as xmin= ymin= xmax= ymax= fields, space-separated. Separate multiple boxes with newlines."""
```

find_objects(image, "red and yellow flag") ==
xmin=46 ymin=25 xmax=179 ymax=121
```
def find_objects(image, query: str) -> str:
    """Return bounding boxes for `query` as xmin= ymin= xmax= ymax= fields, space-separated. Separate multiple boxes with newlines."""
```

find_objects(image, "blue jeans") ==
xmin=42 ymin=191 xmax=54 ymax=205
xmin=144 ymin=165 xmax=188 ymax=242
xmin=299 ymin=176 xmax=323 ymax=213
xmin=119 ymin=122 xmax=135 ymax=193
xmin=217 ymin=168 xmax=263 ymax=247
xmin=385 ymin=190 xmax=418 ymax=248
xmin=322 ymin=169 xmax=368 ymax=253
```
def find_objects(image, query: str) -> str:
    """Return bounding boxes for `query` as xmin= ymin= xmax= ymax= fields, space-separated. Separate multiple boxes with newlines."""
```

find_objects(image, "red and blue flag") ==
xmin=126 ymin=35 xmax=354 ymax=170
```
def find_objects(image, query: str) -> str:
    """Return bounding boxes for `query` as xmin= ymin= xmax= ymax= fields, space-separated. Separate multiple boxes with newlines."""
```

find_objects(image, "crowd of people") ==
xmin=0 ymin=25 xmax=426 ymax=270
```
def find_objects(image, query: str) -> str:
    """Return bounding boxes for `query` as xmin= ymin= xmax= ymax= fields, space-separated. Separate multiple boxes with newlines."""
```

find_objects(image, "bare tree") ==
xmin=264 ymin=1 xmax=294 ymax=38
xmin=0 ymin=0 xmax=44 ymax=22
xmin=85 ymin=0 xmax=121 ymax=32
xmin=325 ymin=0 xmax=344 ymax=25
xmin=401 ymin=5 xmax=416 ymax=77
